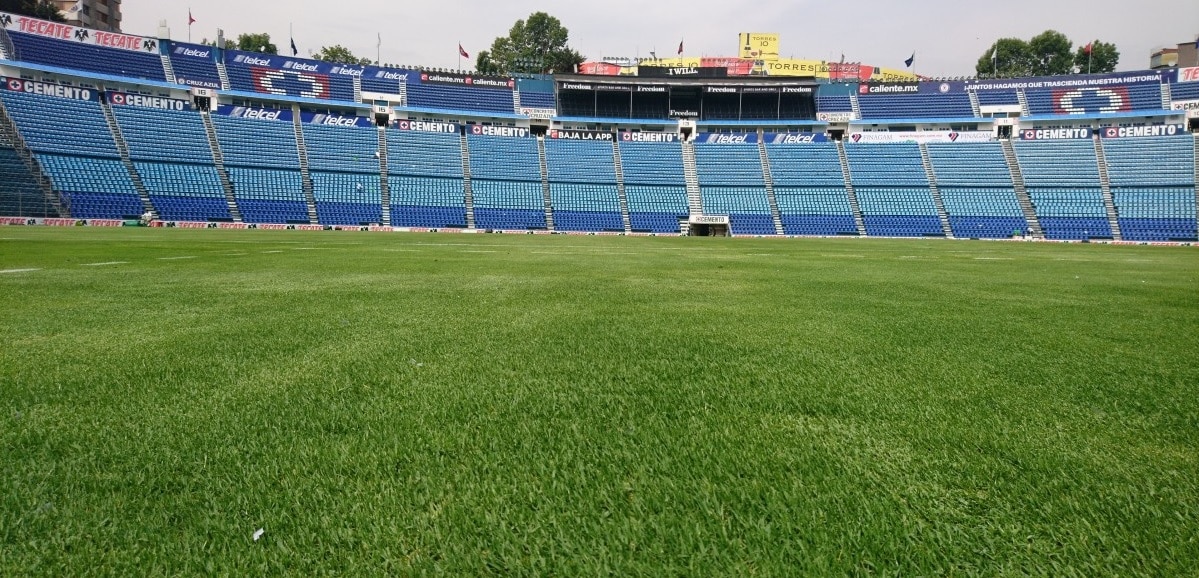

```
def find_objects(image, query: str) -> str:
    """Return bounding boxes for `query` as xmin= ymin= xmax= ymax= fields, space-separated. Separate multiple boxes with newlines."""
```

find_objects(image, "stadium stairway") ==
xmin=512 ymin=90 xmax=521 ymax=114
xmin=1016 ymin=89 xmax=1030 ymax=117
xmin=160 ymin=54 xmax=177 ymax=85
xmin=459 ymin=131 xmax=476 ymax=229
xmin=215 ymin=61 xmax=231 ymax=90
xmin=835 ymin=139 xmax=868 ymax=235
xmin=1000 ymin=139 xmax=1042 ymax=238
xmin=968 ymin=91 xmax=981 ymax=118
xmin=536 ymin=136 xmax=556 ymax=230
xmin=918 ymin=143 xmax=955 ymax=238
xmin=353 ymin=77 xmax=362 ymax=103
xmin=1194 ymin=132 xmax=1199 ymax=240
xmin=200 ymin=111 xmax=243 ymax=221
xmin=0 ymin=99 xmax=65 ymax=217
xmin=611 ymin=138 xmax=633 ymax=233
xmin=100 ymin=98 xmax=156 ymax=218
xmin=1093 ymin=136 xmax=1124 ymax=241
xmin=681 ymin=140 xmax=704 ymax=217
xmin=0 ymin=26 xmax=12 ymax=61
xmin=290 ymin=107 xmax=318 ymax=224
xmin=850 ymin=93 xmax=861 ymax=120
xmin=757 ymin=138 xmax=785 ymax=235
xmin=1161 ymin=83 xmax=1172 ymax=110
xmin=378 ymin=128 xmax=391 ymax=226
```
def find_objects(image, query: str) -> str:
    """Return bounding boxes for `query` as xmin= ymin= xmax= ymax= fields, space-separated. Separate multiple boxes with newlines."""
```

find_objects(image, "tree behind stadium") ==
xmin=976 ymin=30 xmax=1116 ymax=77
xmin=313 ymin=45 xmax=372 ymax=65
xmin=475 ymin=12 xmax=584 ymax=75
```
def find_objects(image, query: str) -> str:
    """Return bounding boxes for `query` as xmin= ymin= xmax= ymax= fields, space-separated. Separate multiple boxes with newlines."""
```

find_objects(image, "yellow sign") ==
xmin=738 ymin=32 xmax=779 ymax=60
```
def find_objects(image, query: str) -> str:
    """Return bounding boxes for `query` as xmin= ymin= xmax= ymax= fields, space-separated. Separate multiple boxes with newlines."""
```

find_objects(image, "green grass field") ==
xmin=2 ymin=228 xmax=1197 ymax=575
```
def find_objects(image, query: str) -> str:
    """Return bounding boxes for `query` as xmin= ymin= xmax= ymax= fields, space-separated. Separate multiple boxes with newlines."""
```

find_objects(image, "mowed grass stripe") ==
xmin=1 ymin=228 xmax=1197 ymax=575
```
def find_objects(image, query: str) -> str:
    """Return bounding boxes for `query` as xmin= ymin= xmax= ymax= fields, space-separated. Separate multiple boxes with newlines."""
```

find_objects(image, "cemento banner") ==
xmin=548 ymin=129 xmax=614 ymax=141
xmin=1 ymin=77 xmax=97 ymax=101
xmin=848 ymin=131 xmax=993 ymax=144
xmin=738 ymin=33 xmax=780 ymax=60
xmin=468 ymin=125 xmax=529 ymax=138
xmin=620 ymin=131 xmax=679 ymax=143
xmin=1170 ymin=99 xmax=1199 ymax=111
xmin=106 ymin=91 xmax=192 ymax=111
xmin=1098 ymin=125 xmax=1186 ymax=139
xmin=0 ymin=12 xmax=159 ymax=53
xmin=690 ymin=215 xmax=730 ymax=225
xmin=394 ymin=120 xmax=459 ymax=133
xmin=1018 ymin=127 xmax=1093 ymax=140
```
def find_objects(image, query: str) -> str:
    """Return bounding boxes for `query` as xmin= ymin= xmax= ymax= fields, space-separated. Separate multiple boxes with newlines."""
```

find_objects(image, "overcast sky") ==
xmin=126 ymin=0 xmax=1198 ymax=75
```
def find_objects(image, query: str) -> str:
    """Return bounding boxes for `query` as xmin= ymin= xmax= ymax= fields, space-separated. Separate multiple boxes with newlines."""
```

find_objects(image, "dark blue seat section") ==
xmin=1039 ymin=216 xmax=1112 ymax=240
xmin=1103 ymin=135 xmax=1196 ymax=241
xmin=62 ymin=191 xmax=144 ymax=219
xmin=780 ymin=215 xmax=859 ymax=236
xmin=519 ymin=91 xmax=555 ymax=109
xmin=1025 ymin=84 xmax=1162 ymax=115
xmin=149 ymin=195 xmax=231 ymax=222
xmin=168 ymin=42 xmax=222 ymax=88
xmin=695 ymin=141 xmax=775 ymax=235
xmin=474 ymin=208 xmax=546 ymax=230
xmin=975 ymin=90 xmax=1019 ymax=105
xmin=225 ymin=63 xmax=354 ymax=102
xmin=8 ymin=31 xmax=166 ymax=82
xmin=554 ymin=211 xmax=623 ymax=232
xmin=235 ymin=199 xmax=310 ymax=224
xmin=863 ymin=215 xmax=944 ymax=237
xmin=0 ymin=145 xmax=56 ymax=217
xmin=361 ymin=73 xmax=401 ymax=95
xmin=1173 ymin=82 xmax=1199 ymax=101
xmin=846 ymin=142 xmax=941 ymax=237
xmin=858 ymin=93 xmax=972 ymax=119
xmin=629 ymin=211 xmax=685 ymax=233
xmin=948 ymin=216 xmax=1028 ymax=239
xmin=407 ymin=84 xmax=515 ymax=114
xmin=545 ymin=137 xmax=621 ymax=232
xmin=621 ymin=140 xmax=687 ymax=234
xmin=1118 ymin=218 xmax=1197 ymax=241
xmin=390 ymin=205 xmax=467 ymax=228
xmin=314 ymin=201 xmax=380 ymax=226
xmin=815 ymin=95 xmax=852 ymax=112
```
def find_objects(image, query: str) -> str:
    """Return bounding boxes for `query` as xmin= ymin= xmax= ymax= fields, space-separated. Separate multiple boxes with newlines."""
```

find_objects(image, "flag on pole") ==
xmin=677 ymin=39 xmax=684 ymax=55
xmin=290 ymin=37 xmax=298 ymax=56
xmin=1084 ymin=42 xmax=1093 ymax=55
xmin=904 ymin=52 xmax=915 ymax=68
xmin=68 ymin=0 xmax=81 ymax=13
xmin=377 ymin=33 xmax=381 ymax=49
xmin=188 ymin=10 xmax=196 ymax=25
xmin=459 ymin=43 xmax=469 ymax=59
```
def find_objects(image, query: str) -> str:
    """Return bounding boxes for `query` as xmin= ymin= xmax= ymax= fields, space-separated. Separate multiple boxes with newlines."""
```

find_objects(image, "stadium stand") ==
xmin=1024 ymin=84 xmax=1164 ymax=115
xmin=7 ymin=32 xmax=167 ymax=83
xmin=1103 ymin=134 xmax=1197 ymax=241
xmin=467 ymin=132 xmax=545 ymax=229
xmin=845 ymin=142 xmax=942 ymax=237
xmin=110 ymin=102 xmax=230 ymax=221
xmin=858 ymin=91 xmax=973 ymax=119
xmin=167 ymin=42 xmax=222 ymax=89
xmin=210 ymin=111 xmax=308 ymax=223
xmin=302 ymin=122 xmax=382 ymax=225
xmin=618 ymin=140 xmax=688 ymax=233
xmin=926 ymin=142 xmax=1027 ymax=238
xmin=545 ymin=137 xmax=623 ymax=232
xmin=224 ymin=52 xmax=355 ymax=103
xmin=386 ymin=128 xmax=466 ymax=228
xmin=694 ymin=140 xmax=775 ymax=235
xmin=765 ymin=140 xmax=858 ymax=236
xmin=407 ymin=84 xmax=515 ymax=115
xmin=1014 ymin=139 xmax=1111 ymax=239
xmin=0 ymin=135 xmax=54 ymax=217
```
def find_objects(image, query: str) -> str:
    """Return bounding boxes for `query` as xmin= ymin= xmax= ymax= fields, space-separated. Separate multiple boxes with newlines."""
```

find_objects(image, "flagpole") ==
xmin=188 ymin=7 xmax=191 ymax=42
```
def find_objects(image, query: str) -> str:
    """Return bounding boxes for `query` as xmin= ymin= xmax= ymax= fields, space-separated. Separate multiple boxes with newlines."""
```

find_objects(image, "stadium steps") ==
xmin=216 ymin=61 xmax=231 ymax=90
xmin=399 ymin=80 xmax=408 ymax=106
xmin=849 ymin=93 xmax=861 ymax=120
xmin=160 ymin=54 xmax=177 ymax=85
xmin=536 ymin=136 xmax=555 ymax=230
xmin=1092 ymin=136 xmax=1123 ymax=241
xmin=377 ymin=128 xmax=390 ymax=226
xmin=756 ymin=138 xmax=785 ymax=235
xmin=353 ymin=77 xmax=362 ymax=103
xmin=291 ymin=106 xmax=318 ymax=224
xmin=612 ymin=138 xmax=632 ymax=233
xmin=0 ymin=99 xmax=65 ymax=217
xmin=1016 ymin=89 xmax=1030 ymax=117
xmin=0 ymin=26 xmax=12 ymax=60
xmin=1000 ymin=139 xmax=1042 ymax=238
xmin=835 ymin=139 xmax=868 ymax=236
xmin=512 ymin=90 xmax=521 ymax=114
xmin=918 ymin=143 xmax=955 ymax=238
xmin=1193 ymin=132 xmax=1199 ymax=240
xmin=459 ymin=131 xmax=476 ymax=228
xmin=199 ymin=111 xmax=243 ymax=222
xmin=681 ymin=140 xmax=704 ymax=216
xmin=968 ymin=90 xmax=981 ymax=117
xmin=100 ymin=98 xmax=157 ymax=218
xmin=1161 ymin=83 xmax=1172 ymax=110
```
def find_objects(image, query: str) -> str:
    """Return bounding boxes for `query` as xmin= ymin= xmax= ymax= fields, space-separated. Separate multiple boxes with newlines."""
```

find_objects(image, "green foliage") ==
xmin=1074 ymin=40 xmax=1120 ymax=74
xmin=476 ymin=12 xmax=584 ymax=75
xmin=235 ymin=32 xmax=276 ymax=55
xmin=2 ymin=230 xmax=1198 ymax=574
xmin=976 ymin=37 xmax=1035 ymax=77
xmin=1028 ymin=30 xmax=1074 ymax=75
xmin=0 ymin=0 xmax=64 ymax=22
xmin=312 ymin=45 xmax=372 ymax=65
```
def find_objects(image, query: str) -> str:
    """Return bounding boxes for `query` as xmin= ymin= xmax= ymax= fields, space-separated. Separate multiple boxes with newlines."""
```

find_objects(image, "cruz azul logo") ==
xmin=1053 ymin=87 xmax=1131 ymax=115
xmin=250 ymin=68 xmax=330 ymax=100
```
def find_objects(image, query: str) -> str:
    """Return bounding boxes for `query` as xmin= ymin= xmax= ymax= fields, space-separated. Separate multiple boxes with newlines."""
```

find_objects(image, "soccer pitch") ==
xmin=2 ymin=228 xmax=1197 ymax=575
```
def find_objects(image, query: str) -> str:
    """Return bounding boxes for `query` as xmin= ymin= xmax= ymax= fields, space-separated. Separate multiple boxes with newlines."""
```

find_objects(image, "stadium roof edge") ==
xmin=0 ymin=59 xmax=182 ymax=91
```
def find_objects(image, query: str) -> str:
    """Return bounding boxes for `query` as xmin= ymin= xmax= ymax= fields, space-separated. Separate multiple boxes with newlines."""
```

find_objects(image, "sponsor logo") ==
xmin=767 ymin=133 xmax=827 ymax=144
xmin=422 ymin=72 xmax=515 ymax=90
xmin=228 ymin=107 xmax=286 ymax=121
xmin=561 ymin=82 xmax=593 ymax=91
xmin=470 ymin=125 xmax=529 ymax=138
xmin=705 ymin=86 xmax=737 ymax=94
xmin=374 ymin=70 xmax=409 ymax=81
xmin=108 ymin=92 xmax=188 ymax=110
xmin=235 ymin=55 xmax=273 ymax=67
xmin=1020 ymin=128 xmax=1092 ymax=140
xmin=2 ymin=78 xmax=93 ymax=100
xmin=939 ymin=83 xmax=951 ymax=93
xmin=1101 ymin=125 xmax=1183 ymax=138
xmin=851 ymin=130 xmax=994 ymax=143
xmin=284 ymin=61 xmax=320 ymax=72
xmin=620 ymin=131 xmax=678 ymax=143
xmin=668 ymin=109 xmax=699 ymax=118
xmin=860 ymin=82 xmax=919 ymax=95
xmin=173 ymin=46 xmax=211 ymax=58
xmin=311 ymin=114 xmax=362 ymax=127
xmin=518 ymin=107 xmax=555 ymax=119
xmin=816 ymin=111 xmax=853 ymax=123
xmin=1179 ymin=67 xmax=1199 ymax=83
xmin=549 ymin=129 xmax=613 ymax=141
xmin=1170 ymin=99 xmax=1199 ymax=111
xmin=395 ymin=120 xmax=458 ymax=133
xmin=329 ymin=66 xmax=364 ymax=77
xmin=635 ymin=85 xmax=667 ymax=93
xmin=781 ymin=86 xmax=813 ymax=94
xmin=701 ymin=133 xmax=755 ymax=144
xmin=690 ymin=215 xmax=730 ymax=225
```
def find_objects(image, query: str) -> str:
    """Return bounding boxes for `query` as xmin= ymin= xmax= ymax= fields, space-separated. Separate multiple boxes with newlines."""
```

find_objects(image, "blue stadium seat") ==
xmin=468 ymin=133 xmax=545 ymax=229
xmin=695 ymin=140 xmax=775 ymax=235
xmin=766 ymin=141 xmax=857 ymax=235
xmin=1014 ymin=139 xmax=1112 ymax=239
xmin=8 ymin=31 xmax=166 ymax=82
xmin=1103 ymin=135 xmax=1197 ymax=241
xmin=545 ymin=138 xmax=622 ymax=232
xmin=619 ymin=140 xmax=686 ymax=233
xmin=927 ymin=141 xmax=1026 ymax=238
xmin=846 ymin=142 xmax=941 ymax=237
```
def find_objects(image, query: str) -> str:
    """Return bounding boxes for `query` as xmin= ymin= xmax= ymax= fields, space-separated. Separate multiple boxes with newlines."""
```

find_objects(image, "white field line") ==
xmin=81 ymin=261 xmax=128 ymax=266
xmin=0 ymin=268 xmax=40 ymax=273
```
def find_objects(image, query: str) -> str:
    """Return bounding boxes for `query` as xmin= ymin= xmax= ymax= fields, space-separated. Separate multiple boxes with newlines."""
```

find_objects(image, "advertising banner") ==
xmin=1017 ymin=127 xmax=1093 ymax=140
xmin=548 ymin=129 xmax=614 ymax=141
xmin=764 ymin=132 xmax=829 ymax=144
xmin=0 ymin=12 xmax=159 ymax=53
xmin=696 ymin=133 xmax=759 ymax=144
xmin=106 ymin=91 xmax=192 ymax=111
xmin=639 ymin=66 xmax=728 ymax=78
xmin=737 ymin=33 xmax=780 ymax=60
xmin=169 ymin=42 xmax=221 ymax=89
xmin=1176 ymin=67 xmax=1199 ymax=84
xmin=418 ymin=71 xmax=514 ymax=90
xmin=620 ymin=131 xmax=679 ymax=143
xmin=394 ymin=119 xmax=459 ymax=133
xmin=226 ymin=50 xmax=362 ymax=80
xmin=1 ymin=77 xmax=98 ymax=101
xmin=848 ymin=130 xmax=993 ymax=144
xmin=816 ymin=112 xmax=853 ymax=123
xmin=965 ymin=71 xmax=1165 ymax=92
xmin=245 ymin=67 xmax=331 ymax=100
xmin=519 ymin=107 xmax=556 ymax=119
xmin=213 ymin=105 xmax=294 ymax=122
xmin=1171 ymin=99 xmax=1199 ymax=112
xmin=468 ymin=125 xmax=529 ymax=138
xmin=1098 ymin=125 xmax=1186 ymax=139
xmin=299 ymin=111 xmax=373 ymax=128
